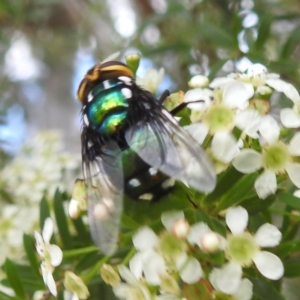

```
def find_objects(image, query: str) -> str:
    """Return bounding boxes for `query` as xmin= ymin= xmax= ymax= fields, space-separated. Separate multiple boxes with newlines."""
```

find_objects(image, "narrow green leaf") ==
xmin=254 ymin=15 xmax=272 ymax=51
xmin=39 ymin=195 xmax=51 ymax=230
xmin=4 ymin=259 xmax=27 ymax=299
xmin=204 ymin=167 xmax=243 ymax=205
xmin=280 ymin=25 xmax=300 ymax=59
xmin=252 ymin=278 xmax=285 ymax=300
xmin=121 ymin=214 xmax=140 ymax=230
xmin=23 ymin=234 xmax=42 ymax=281
xmin=277 ymin=241 xmax=300 ymax=258
xmin=201 ymin=23 xmax=235 ymax=50
xmin=278 ymin=193 xmax=300 ymax=210
xmin=241 ymin=194 xmax=276 ymax=214
xmin=215 ymin=173 xmax=258 ymax=212
xmin=53 ymin=188 xmax=72 ymax=248
xmin=71 ymin=217 xmax=91 ymax=243
xmin=283 ymin=259 xmax=300 ymax=277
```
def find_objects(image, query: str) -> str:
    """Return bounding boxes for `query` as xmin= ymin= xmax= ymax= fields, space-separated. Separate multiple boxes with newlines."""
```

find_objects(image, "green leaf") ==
xmin=71 ymin=216 xmax=91 ymax=244
xmin=252 ymin=278 xmax=285 ymax=300
xmin=283 ymin=259 xmax=300 ymax=277
xmin=203 ymin=167 xmax=244 ymax=205
xmin=39 ymin=195 xmax=51 ymax=230
xmin=280 ymin=25 xmax=300 ymax=59
xmin=53 ymin=188 xmax=72 ymax=249
xmin=201 ymin=23 xmax=236 ymax=50
xmin=241 ymin=194 xmax=276 ymax=214
xmin=277 ymin=240 xmax=300 ymax=259
xmin=215 ymin=173 xmax=258 ymax=212
xmin=4 ymin=259 xmax=27 ymax=299
xmin=23 ymin=234 xmax=42 ymax=282
xmin=254 ymin=15 xmax=273 ymax=51
xmin=194 ymin=210 xmax=226 ymax=236
xmin=278 ymin=193 xmax=300 ymax=210
xmin=121 ymin=214 xmax=140 ymax=230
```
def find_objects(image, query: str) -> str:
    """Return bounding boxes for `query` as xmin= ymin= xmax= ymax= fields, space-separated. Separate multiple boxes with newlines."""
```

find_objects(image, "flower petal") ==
xmin=34 ymin=231 xmax=45 ymax=257
xmin=209 ymin=262 xmax=242 ymax=294
xmin=184 ymin=88 xmax=212 ymax=110
xmin=259 ymin=115 xmax=280 ymax=144
xmin=253 ymin=251 xmax=284 ymax=280
xmin=235 ymin=109 xmax=261 ymax=138
xmin=288 ymin=132 xmax=300 ymax=156
xmin=129 ymin=253 xmax=143 ymax=280
xmin=280 ymin=108 xmax=300 ymax=128
xmin=143 ymin=252 xmax=166 ymax=285
xmin=209 ymin=77 xmax=235 ymax=88
xmin=223 ymin=81 xmax=254 ymax=109
xmin=176 ymin=254 xmax=202 ymax=284
xmin=44 ymin=269 xmax=57 ymax=296
xmin=187 ymin=222 xmax=210 ymax=248
xmin=232 ymin=278 xmax=253 ymax=300
xmin=212 ymin=132 xmax=240 ymax=163
xmin=254 ymin=170 xmax=277 ymax=199
xmin=286 ymin=162 xmax=300 ymax=188
xmin=184 ymin=123 xmax=209 ymax=145
xmin=49 ymin=244 xmax=63 ymax=266
xmin=118 ymin=265 xmax=138 ymax=285
xmin=266 ymin=79 xmax=300 ymax=103
xmin=161 ymin=211 xmax=185 ymax=231
xmin=254 ymin=223 xmax=282 ymax=247
xmin=226 ymin=206 xmax=248 ymax=234
xmin=132 ymin=226 xmax=158 ymax=251
xmin=42 ymin=218 xmax=54 ymax=243
xmin=232 ymin=149 xmax=263 ymax=173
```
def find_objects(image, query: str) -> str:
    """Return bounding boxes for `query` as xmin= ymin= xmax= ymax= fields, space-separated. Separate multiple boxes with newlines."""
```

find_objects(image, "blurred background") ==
xmin=1 ymin=0 xmax=300 ymax=163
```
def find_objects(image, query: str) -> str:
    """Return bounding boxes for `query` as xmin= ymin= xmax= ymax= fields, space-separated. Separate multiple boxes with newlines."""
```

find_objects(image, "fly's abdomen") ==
xmin=122 ymin=147 xmax=174 ymax=201
xmin=83 ymin=79 xmax=131 ymax=135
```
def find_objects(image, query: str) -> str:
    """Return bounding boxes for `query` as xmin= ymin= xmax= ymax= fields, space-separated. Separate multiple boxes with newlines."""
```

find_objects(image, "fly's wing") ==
xmin=125 ymin=108 xmax=216 ymax=194
xmin=82 ymin=138 xmax=123 ymax=255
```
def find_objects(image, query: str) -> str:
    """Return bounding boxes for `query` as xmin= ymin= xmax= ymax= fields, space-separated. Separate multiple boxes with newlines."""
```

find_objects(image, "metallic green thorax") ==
xmin=85 ymin=79 xmax=130 ymax=135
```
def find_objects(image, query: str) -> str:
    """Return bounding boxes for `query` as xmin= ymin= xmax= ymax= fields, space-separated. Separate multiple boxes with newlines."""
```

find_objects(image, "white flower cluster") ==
xmin=101 ymin=208 xmax=283 ymax=300
xmin=1 ymin=131 xmax=80 ymax=204
xmin=183 ymin=64 xmax=300 ymax=198
xmin=34 ymin=218 xmax=89 ymax=299
xmin=0 ymin=131 xmax=79 ymax=266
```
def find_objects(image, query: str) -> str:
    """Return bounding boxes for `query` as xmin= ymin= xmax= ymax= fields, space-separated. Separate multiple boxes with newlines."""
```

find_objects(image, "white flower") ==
xmin=187 ymin=222 xmax=225 ymax=252
xmin=280 ymin=102 xmax=300 ymax=128
xmin=233 ymin=135 xmax=300 ymax=198
xmin=225 ymin=206 xmax=284 ymax=280
xmin=184 ymin=88 xmax=213 ymax=111
xmin=211 ymin=131 xmax=241 ymax=163
xmin=131 ymin=227 xmax=167 ymax=285
xmin=113 ymin=265 xmax=152 ymax=300
xmin=175 ymin=253 xmax=203 ymax=284
xmin=188 ymin=75 xmax=209 ymax=88
xmin=209 ymin=262 xmax=253 ymax=300
xmin=161 ymin=210 xmax=190 ymax=238
xmin=210 ymin=64 xmax=300 ymax=104
xmin=235 ymin=109 xmax=280 ymax=144
xmin=35 ymin=218 xmax=63 ymax=296
xmin=130 ymin=221 xmax=202 ymax=287
xmin=136 ymin=68 xmax=164 ymax=94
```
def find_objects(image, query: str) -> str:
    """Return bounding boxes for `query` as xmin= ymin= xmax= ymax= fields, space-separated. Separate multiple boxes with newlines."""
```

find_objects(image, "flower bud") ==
xmin=100 ymin=264 xmax=121 ymax=287
xmin=64 ymin=271 xmax=89 ymax=299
